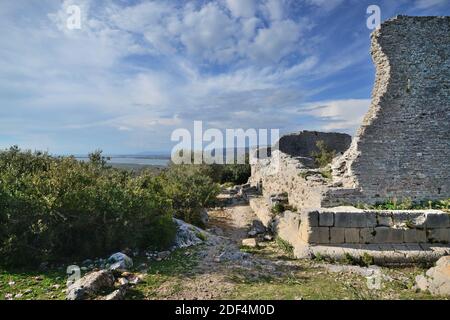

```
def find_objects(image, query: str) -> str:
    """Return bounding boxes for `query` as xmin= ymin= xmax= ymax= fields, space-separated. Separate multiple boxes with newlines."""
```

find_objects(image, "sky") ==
xmin=0 ymin=0 xmax=449 ymax=155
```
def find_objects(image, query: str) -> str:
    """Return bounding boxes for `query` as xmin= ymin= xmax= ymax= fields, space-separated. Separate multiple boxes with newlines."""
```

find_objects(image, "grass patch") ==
xmin=271 ymin=203 xmax=285 ymax=214
xmin=356 ymin=198 xmax=450 ymax=212
xmin=0 ymin=267 xmax=67 ymax=300
xmin=125 ymin=247 xmax=200 ymax=300
xmin=275 ymin=237 xmax=294 ymax=258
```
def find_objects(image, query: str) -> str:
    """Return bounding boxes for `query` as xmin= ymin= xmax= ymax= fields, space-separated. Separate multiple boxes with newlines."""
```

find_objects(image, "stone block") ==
xmin=404 ymin=229 xmax=427 ymax=243
xmin=359 ymin=228 xmax=376 ymax=244
xmin=392 ymin=212 xmax=410 ymax=226
xmin=301 ymin=211 xmax=319 ymax=227
xmin=242 ymin=238 xmax=258 ymax=247
xmin=299 ymin=224 xmax=315 ymax=243
xmin=317 ymin=227 xmax=330 ymax=244
xmin=329 ymin=227 xmax=345 ymax=244
xmin=335 ymin=212 xmax=372 ymax=228
xmin=319 ymin=212 xmax=334 ymax=227
xmin=373 ymin=227 xmax=404 ymax=243
xmin=377 ymin=212 xmax=393 ymax=227
xmin=303 ymin=227 xmax=330 ymax=244
xmin=427 ymin=228 xmax=450 ymax=243
xmin=344 ymin=228 xmax=360 ymax=243
xmin=425 ymin=213 xmax=450 ymax=229
xmin=365 ymin=212 xmax=378 ymax=227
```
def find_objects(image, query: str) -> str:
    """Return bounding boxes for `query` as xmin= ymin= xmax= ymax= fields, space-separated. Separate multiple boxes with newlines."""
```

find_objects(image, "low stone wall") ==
xmin=249 ymin=196 xmax=450 ymax=264
xmin=249 ymin=151 xmax=331 ymax=210
xmin=250 ymin=197 xmax=450 ymax=245
xmin=249 ymin=197 xmax=274 ymax=228
xmin=300 ymin=207 xmax=450 ymax=245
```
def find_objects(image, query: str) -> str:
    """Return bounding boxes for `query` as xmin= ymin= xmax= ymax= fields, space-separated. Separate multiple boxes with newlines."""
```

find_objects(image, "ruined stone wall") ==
xmin=331 ymin=16 xmax=450 ymax=204
xmin=249 ymin=131 xmax=351 ymax=210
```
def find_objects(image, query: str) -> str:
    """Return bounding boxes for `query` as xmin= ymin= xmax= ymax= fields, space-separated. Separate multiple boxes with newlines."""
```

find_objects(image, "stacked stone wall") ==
xmin=330 ymin=16 xmax=450 ymax=204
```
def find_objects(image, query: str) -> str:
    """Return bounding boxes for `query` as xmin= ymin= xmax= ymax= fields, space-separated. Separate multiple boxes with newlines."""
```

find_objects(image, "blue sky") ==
xmin=0 ymin=0 xmax=449 ymax=154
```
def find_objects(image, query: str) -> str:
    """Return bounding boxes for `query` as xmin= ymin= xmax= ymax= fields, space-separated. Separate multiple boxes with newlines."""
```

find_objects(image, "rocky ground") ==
xmin=1 ymin=191 xmax=449 ymax=300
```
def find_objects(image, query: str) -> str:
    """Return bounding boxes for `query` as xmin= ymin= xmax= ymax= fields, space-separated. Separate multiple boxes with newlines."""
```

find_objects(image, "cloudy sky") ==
xmin=0 ymin=0 xmax=449 ymax=154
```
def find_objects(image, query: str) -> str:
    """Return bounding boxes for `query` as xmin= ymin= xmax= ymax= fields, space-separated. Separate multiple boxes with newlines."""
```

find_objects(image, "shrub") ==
xmin=169 ymin=151 xmax=251 ymax=185
xmin=0 ymin=147 xmax=176 ymax=267
xmin=158 ymin=164 xmax=220 ymax=227
xmin=271 ymin=203 xmax=285 ymax=214
xmin=311 ymin=140 xmax=336 ymax=168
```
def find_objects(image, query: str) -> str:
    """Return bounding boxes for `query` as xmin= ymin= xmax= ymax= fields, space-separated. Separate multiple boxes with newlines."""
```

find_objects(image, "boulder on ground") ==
xmin=242 ymin=238 xmax=258 ymax=248
xmin=414 ymin=256 xmax=450 ymax=296
xmin=103 ymin=288 xmax=126 ymax=300
xmin=172 ymin=218 xmax=208 ymax=249
xmin=66 ymin=270 xmax=115 ymax=300
xmin=108 ymin=252 xmax=133 ymax=271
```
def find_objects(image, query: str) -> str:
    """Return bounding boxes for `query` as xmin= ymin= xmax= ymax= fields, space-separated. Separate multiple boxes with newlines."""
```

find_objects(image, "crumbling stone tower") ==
xmin=331 ymin=16 xmax=450 ymax=204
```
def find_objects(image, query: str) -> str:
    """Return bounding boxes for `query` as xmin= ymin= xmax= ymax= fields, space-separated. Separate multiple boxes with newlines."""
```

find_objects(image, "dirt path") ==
xmin=153 ymin=202 xmax=292 ymax=300
xmin=147 ymin=199 xmax=435 ymax=300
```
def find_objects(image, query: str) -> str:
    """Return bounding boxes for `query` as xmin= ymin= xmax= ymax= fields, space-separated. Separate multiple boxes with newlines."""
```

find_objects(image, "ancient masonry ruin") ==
xmin=248 ymin=16 xmax=450 ymax=264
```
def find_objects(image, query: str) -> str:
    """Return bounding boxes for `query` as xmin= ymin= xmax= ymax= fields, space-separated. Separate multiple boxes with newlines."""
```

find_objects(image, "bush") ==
xmin=169 ymin=150 xmax=251 ymax=185
xmin=158 ymin=164 xmax=220 ymax=227
xmin=0 ymin=147 xmax=176 ymax=267
xmin=311 ymin=140 xmax=335 ymax=168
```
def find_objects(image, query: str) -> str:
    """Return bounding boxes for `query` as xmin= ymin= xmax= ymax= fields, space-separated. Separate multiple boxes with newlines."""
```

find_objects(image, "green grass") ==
xmin=356 ymin=198 xmax=450 ymax=212
xmin=275 ymin=237 xmax=294 ymax=259
xmin=0 ymin=268 xmax=67 ymax=300
xmin=124 ymin=247 xmax=201 ymax=300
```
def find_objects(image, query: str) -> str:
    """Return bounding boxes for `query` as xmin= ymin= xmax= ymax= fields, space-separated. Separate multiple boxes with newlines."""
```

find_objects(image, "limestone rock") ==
xmin=67 ymin=270 xmax=115 ymax=300
xmin=103 ymin=288 xmax=126 ymax=300
xmin=242 ymin=238 xmax=258 ymax=248
xmin=108 ymin=252 xmax=133 ymax=271
xmin=414 ymin=256 xmax=450 ymax=296
xmin=172 ymin=218 xmax=208 ymax=249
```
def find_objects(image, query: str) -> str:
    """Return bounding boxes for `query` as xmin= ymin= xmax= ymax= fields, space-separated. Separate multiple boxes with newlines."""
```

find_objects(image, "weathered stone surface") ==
xmin=108 ymin=253 xmax=133 ymax=271
xmin=425 ymin=213 xmax=450 ymax=229
xmin=319 ymin=212 xmax=334 ymax=227
xmin=329 ymin=16 xmax=450 ymax=204
xmin=376 ymin=212 xmax=393 ymax=227
xmin=274 ymin=131 xmax=351 ymax=159
xmin=428 ymin=229 xmax=450 ymax=243
xmin=172 ymin=218 xmax=207 ymax=249
xmin=344 ymin=228 xmax=360 ymax=244
xmin=404 ymin=229 xmax=427 ymax=243
xmin=103 ymin=288 xmax=126 ymax=300
xmin=242 ymin=238 xmax=258 ymax=248
xmin=250 ymin=16 xmax=450 ymax=230
xmin=335 ymin=211 xmax=375 ymax=228
xmin=415 ymin=256 xmax=450 ymax=296
xmin=317 ymin=227 xmax=330 ymax=244
xmin=359 ymin=228 xmax=376 ymax=244
xmin=373 ymin=227 xmax=404 ymax=244
xmin=67 ymin=270 xmax=115 ymax=300
xmin=301 ymin=211 xmax=319 ymax=227
xmin=330 ymin=228 xmax=345 ymax=244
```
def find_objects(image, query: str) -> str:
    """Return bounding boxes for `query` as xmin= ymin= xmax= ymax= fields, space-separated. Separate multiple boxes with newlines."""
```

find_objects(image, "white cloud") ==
xmin=304 ymin=0 xmax=344 ymax=12
xmin=264 ymin=0 xmax=285 ymax=20
xmin=414 ymin=0 xmax=448 ymax=9
xmin=0 ymin=0 xmax=374 ymax=153
xmin=299 ymin=99 xmax=371 ymax=133
xmin=225 ymin=0 xmax=257 ymax=18
xmin=249 ymin=20 xmax=301 ymax=63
